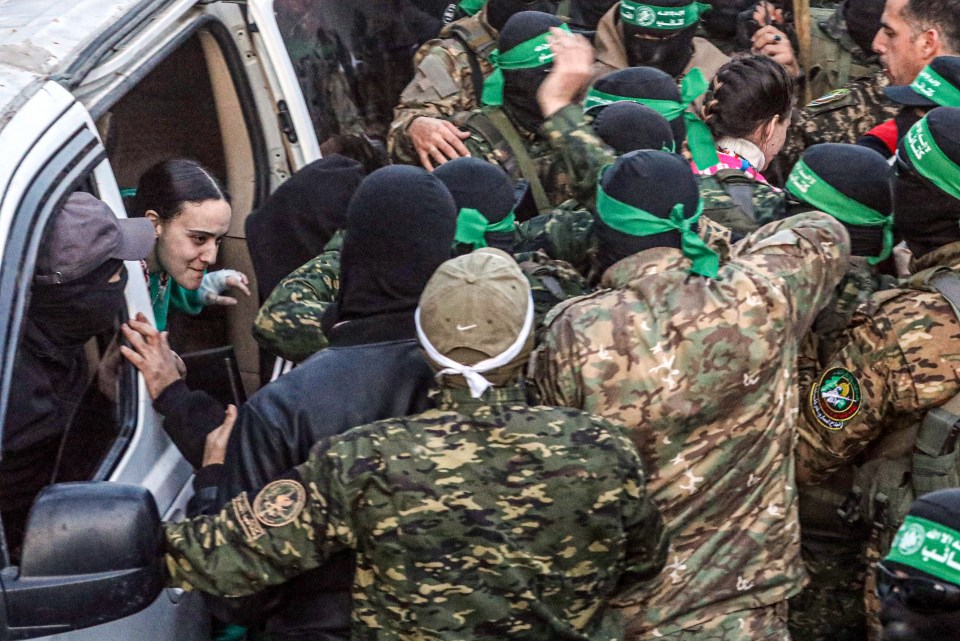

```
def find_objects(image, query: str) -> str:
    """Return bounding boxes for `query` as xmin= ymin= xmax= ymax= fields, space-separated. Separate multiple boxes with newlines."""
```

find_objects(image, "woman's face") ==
xmin=147 ymin=199 xmax=231 ymax=290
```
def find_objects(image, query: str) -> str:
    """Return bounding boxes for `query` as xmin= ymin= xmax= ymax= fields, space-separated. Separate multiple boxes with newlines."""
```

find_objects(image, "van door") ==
xmin=238 ymin=0 xmax=322 ymax=168
xmin=0 ymin=80 xmax=209 ymax=641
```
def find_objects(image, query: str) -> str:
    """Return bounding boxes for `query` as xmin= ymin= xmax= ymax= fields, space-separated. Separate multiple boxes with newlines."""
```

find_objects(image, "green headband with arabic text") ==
xmin=786 ymin=158 xmax=893 ymax=264
xmin=886 ymin=515 xmax=960 ymax=587
xmin=903 ymin=115 xmax=960 ymax=201
xmin=459 ymin=0 xmax=486 ymax=16
xmin=455 ymin=208 xmax=517 ymax=249
xmin=910 ymin=64 xmax=960 ymax=107
xmin=585 ymin=68 xmax=719 ymax=170
xmin=481 ymin=23 xmax=572 ymax=107
xmin=596 ymin=168 xmax=719 ymax=277
xmin=620 ymin=0 xmax=710 ymax=29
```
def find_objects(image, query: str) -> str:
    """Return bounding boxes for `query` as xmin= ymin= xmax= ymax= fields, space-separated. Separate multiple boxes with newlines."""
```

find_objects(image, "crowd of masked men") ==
xmin=27 ymin=0 xmax=960 ymax=638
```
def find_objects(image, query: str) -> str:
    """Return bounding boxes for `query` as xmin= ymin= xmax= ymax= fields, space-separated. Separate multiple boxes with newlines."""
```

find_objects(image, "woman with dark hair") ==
xmin=131 ymin=158 xmax=249 ymax=331
xmin=699 ymin=54 xmax=796 ymax=183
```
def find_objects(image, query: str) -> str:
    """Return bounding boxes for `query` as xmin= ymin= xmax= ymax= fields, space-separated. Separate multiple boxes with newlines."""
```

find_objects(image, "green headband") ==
xmin=620 ymin=0 xmax=709 ymax=29
xmin=910 ymin=65 xmax=960 ymax=107
xmin=481 ymin=24 xmax=572 ymax=107
xmin=584 ymin=69 xmax=718 ymax=170
xmin=886 ymin=515 xmax=960 ymax=586
xmin=904 ymin=116 xmax=960 ymax=201
xmin=455 ymin=208 xmax=517 ymax=249
xmin=596 ymin=173 xmax=719 ymax=277
xmin=459 ymin=0 xmax=486 ymax=16
xmin=786 ymin=158 xmax=893 ymax=264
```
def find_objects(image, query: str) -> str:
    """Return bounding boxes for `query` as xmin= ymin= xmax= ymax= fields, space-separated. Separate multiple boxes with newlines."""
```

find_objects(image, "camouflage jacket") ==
xmin=463 ymin=104 xmax=615 ymax=212
xmin=388 ymin=10 xmax=497 ymax=164
xmin=774 ymin=71 xmax=900 ymax=178
xmin=165 ymin=384 xmax=669 ymax=641
xmin=252 ymin=233 xmax=342 ymax=363
xmin=807 ymin=4 xmax=882 ymax=101
xmin=532 ymin=212 xmax=850 ymax=636
xmin=698 ymin=169 xmax=788 ymax=237
xmin=795 ymin=241 xmax=960 ymax=485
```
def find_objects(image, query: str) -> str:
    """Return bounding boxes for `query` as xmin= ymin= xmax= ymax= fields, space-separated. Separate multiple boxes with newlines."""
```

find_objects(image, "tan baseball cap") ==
xmin=418 ymin=248 xmax=531 ymax=365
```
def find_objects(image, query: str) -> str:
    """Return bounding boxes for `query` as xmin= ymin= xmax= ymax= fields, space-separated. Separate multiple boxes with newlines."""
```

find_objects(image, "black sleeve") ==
xmin=152 ymin=379 xmax=225 ymax=468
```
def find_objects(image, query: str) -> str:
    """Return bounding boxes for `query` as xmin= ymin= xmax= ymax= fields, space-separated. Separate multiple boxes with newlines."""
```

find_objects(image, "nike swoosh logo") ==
xmin=456 ymin=324 xmax=477 ymax=331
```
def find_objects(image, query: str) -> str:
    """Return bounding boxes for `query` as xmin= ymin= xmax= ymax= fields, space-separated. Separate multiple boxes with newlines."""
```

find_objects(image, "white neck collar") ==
xmin=717 ymin=137 xmax=766 ymax=171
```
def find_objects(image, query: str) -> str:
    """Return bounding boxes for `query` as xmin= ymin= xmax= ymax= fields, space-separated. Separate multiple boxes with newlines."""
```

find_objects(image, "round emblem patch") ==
xmin=809 ymin=367 xmax=862 ymax=431
xmin=253 ymin=479 xmax=307 ymax=528
xmin=896 ymin=521 xmax=927 ymax=556
xmin=636 ymin=5 xmax=658 ymax=26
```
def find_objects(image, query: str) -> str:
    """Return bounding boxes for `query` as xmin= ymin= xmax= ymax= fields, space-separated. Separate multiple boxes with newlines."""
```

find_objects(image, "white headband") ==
xmin=415 ymin=293 xmax=535 ymax=398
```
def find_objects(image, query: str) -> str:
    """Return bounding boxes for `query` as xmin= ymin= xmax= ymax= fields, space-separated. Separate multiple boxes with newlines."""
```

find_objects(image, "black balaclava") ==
xmin=570 ymin=0 xmax=618 ymax=30
xmin=28 ymin=259 xmax=128 ymax=349
xmin=593 ymin=101 xmax=675 ymax=154
xmin=622 ymin=0 xmax=698 ymax=77
xmin=433 ymin=157 xmax=518 ymax=253
xmin=894 ymin=108 xmax=960 ymax=258
xmin=595 ymin=150 xmax=699 ymax=272
xmin=881 ymin=489 xmax=960 ymax=641
xmin=589 ymin=66 xmax=688 ymax=144
xmin=487 ymin=0 xmax=557 ymax=31
xmin=798 ymin=143 xmax=892 ymax=259
xmin=843 ymin=0 xmax=885 ymax=56
xmin=245 ymin=155 xmax=365 ymax=302
xmin=499 ymin=12 xmax=565 ymax=132
xmin=332 ymin=166 xmax=457 ymax=324
xmin=701 ymin=0 xmax=755 ymax=40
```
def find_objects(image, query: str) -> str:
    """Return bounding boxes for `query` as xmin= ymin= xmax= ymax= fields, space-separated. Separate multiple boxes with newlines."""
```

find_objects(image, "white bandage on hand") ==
xmin=199 ymin=269 xmax=247 ymax=306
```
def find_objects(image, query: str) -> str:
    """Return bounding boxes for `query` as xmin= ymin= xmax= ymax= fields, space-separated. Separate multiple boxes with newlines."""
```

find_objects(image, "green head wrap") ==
xmin=619 ymin=0 xmax=710 ymax=29
xmin=786 ymin=158 xmax=893 ymax=264
xmin=584 ymin=69 xmax=719 ymax=170
xmin=459 ymin=0 xmax=486 ymax=16
xmin=481 ymin=23 xmax=572 ymax=107
xmin=886 ymin=515 xmax=960 ymax=587
xmin=903 ymin=115 xmax=960 ymax=201
xmin=455 ymin=208 xmax=517 ymax=249
xmin=910 ymin=64 xmax=960 ymax=107
xmin=596 ymin=168 xmax=719 ymax=277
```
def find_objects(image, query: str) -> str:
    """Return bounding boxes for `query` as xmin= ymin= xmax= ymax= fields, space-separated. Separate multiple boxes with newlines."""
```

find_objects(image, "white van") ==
xmin=0 ymin=0 xmax=327 ymax=638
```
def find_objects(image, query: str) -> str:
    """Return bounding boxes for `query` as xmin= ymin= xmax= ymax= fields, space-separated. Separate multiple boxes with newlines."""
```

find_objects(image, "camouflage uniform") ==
xmin=773 ymin=71 xmax=900 ymax=179
xmin=532 ymin=212 xmax=851 ymax=638
xmin=165 ymin=384 xmax=670 ymax=640
xmin=463 ymin=104 xmax=616 ymax=212
xmin=698 ymin=170 xmax=788 ymax=237
xmin=795 ymin=241 xmax=960 ymax=640
xmin=807 ymin=4 xmax=883 ymax=101
xmin=388 ymin=9 xmax=497 ymax=164
xmin=789 ymin=258 xmax=895 ymax=641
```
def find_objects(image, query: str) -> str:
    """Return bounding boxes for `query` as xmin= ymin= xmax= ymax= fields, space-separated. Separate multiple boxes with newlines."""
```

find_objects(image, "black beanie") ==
xmin=593 ymin=102 xmax=675 ymax=155
xmin=799 ymin=143 xmax=891 ymax=259
xmin=245 ymin=155 xmax=365 ymax=302
xmin=887 ymin=489 xmax=960 ymax=584
xmin=595 ymin=150 xmax=699 ymax=270
xmin=335 ymin=166 xmax=457 ymax=322
xmin=589 ymin=67 xmax=688 ymax=146
xmin=894 ymin=107 xmax=960 ymax=257
xmin=487 ymin=0 xmax=556 ymax=31
xmin=843 ymin=0 xmax=885 ymax=56
xmin=499 ymin=10 xmax=565 ymax=51
xmin=433 ymin=157 xmax=516 ymax=223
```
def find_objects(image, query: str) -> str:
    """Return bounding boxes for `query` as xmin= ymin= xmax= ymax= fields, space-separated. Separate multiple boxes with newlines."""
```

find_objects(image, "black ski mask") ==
xmin=497 ymin=11 xmax=565 ymax=131
xmin=570 ymin=0 xmax=619 ymax=29
xmin=623 ymin=22 xmax=697 ymax=77
xmin=893 ymin=152 xmax=960 ymax=258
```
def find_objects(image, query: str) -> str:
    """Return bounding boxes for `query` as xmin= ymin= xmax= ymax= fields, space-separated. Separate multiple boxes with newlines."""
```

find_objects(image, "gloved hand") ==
xmin=199 ymin=269 xmax=251 ymax=306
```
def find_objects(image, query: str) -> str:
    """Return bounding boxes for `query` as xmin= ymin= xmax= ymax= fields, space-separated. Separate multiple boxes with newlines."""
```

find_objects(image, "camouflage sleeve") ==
xmin=164 ymin=440 xmax=357 ymax=597
xmin=542 ymin=104 xmax=616 ymax=209
xmin=514 ymin=203 xmax=595 ymax=270
xmin=531 ymin=306 xmax=587 ymax=409
xmin=732 ymin=211 xmax=851 ymax=333
xmin=387 ymin=41 xmax=485 ymax=165
xmin=251 ymin=249 xmax=340 ymax=363
xmin=609 ymin=426 xmax=669 ymax=590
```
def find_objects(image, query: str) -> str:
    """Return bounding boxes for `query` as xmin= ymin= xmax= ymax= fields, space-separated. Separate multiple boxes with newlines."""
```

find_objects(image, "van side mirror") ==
xmin=0 ymin=483 xmax=164 ymax=639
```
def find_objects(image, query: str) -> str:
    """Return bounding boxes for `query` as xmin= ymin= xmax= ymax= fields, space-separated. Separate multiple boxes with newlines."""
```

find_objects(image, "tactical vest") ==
xmin=464 ymin=107 xmax=555 ymax=216
xmin=807 ymin=7 xmax=880 ymax=100
xmin=699 ymin=169 xmax=786 ymax=236
xmin=448 ymin=16 xmax=496 ymax=99
xmin=838 ymin=268 xmax=960 ymax=555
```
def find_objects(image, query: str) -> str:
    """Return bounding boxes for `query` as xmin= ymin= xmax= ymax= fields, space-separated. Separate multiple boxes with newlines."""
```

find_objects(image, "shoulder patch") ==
xmin=806 ymin=88 xmax=854 ymax=112
xmin=253 ymin=479 xmax=307 ymax=528
xmin=809 ymin=366 xmax=863 ymax=431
